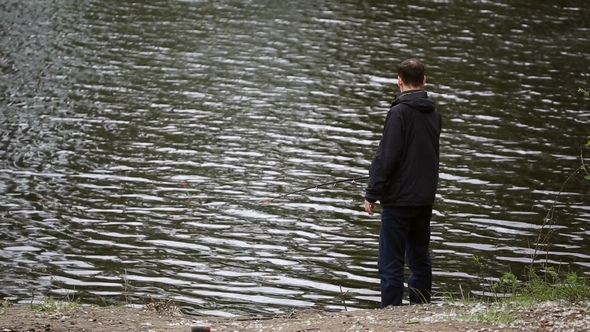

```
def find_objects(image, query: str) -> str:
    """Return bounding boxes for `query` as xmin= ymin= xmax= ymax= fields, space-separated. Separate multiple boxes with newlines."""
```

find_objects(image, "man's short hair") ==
xmin=398 ymin=59 xmax=425 ymax=87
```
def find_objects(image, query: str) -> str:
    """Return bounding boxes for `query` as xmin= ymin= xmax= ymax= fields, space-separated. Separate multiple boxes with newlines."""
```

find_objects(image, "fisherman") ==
xmin=364 ymin=59 xmax=442 ymax=307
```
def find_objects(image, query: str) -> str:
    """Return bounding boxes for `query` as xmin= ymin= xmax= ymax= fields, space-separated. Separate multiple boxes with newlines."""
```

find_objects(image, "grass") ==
xmin=519 ymin=268 xmax=590 ymax=303
xmin=445 ymin=256 xmax=590 ymax=326
xmin=11 ymin=269 xmax=174 ymax=316
xmin=461 ymin=305 xmax=517 ymax=325
xmin=1 ymin=299 xmax=10 ymax=315
xmin=452 ymin=131 xmax=590 ymax=325
xmin=30 ymin=295 xmax=80 ymax=312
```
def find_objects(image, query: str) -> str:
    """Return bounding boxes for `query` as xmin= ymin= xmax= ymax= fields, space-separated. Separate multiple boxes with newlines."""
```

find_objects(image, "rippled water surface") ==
xmin=1 ymin=0 xmax=589 ymax=316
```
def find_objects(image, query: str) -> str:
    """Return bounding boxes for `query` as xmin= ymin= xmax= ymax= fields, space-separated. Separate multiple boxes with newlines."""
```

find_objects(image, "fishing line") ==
xmin=260 ymin=175 xmax=369 ymax=205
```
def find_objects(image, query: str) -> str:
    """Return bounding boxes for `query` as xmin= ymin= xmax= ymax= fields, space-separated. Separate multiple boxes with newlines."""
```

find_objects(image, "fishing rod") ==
xmin=260 ymin=175 xmax=369 ymax=205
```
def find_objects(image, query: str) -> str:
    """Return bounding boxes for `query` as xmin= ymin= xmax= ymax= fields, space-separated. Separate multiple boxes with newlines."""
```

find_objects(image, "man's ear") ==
xmin=422 ymin=76 xmax=427 ymax=86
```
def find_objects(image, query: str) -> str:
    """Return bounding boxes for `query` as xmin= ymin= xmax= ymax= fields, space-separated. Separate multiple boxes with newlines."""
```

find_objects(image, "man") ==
xmin=364 ymin=59 xmax=441 ymax=307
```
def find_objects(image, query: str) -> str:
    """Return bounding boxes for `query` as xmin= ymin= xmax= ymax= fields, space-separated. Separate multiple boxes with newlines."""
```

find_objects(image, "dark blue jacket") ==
xmin=365 ymin=90 xmax=441 ymax=207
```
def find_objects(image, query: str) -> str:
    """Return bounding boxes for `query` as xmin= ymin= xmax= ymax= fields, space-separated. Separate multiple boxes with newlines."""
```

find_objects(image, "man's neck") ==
xmin=399 ymin=87 xmax=423 ymax=93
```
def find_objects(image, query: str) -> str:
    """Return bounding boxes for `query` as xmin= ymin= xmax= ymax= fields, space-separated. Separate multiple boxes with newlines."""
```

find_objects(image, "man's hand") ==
xmin=364 ymin=200 xmax=375 ymax=215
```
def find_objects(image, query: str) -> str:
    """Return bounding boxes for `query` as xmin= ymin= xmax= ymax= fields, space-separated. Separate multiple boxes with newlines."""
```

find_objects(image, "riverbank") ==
xmin=1 ymin=300 xmax=588 ymax=332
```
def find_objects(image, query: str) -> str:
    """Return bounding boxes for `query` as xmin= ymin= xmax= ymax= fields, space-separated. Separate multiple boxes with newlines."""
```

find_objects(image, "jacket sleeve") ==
xmin=364 ymin=108 xmax=405 ymax=203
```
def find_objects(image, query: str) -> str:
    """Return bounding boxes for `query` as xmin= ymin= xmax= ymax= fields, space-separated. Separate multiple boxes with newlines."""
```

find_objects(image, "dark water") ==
xmin=1 ymin=0 xmax=589 ymax=317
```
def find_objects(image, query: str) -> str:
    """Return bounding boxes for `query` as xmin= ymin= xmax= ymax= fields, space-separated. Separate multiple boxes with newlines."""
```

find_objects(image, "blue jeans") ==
xmin=379 ymin=206 xmax=432 ymax=307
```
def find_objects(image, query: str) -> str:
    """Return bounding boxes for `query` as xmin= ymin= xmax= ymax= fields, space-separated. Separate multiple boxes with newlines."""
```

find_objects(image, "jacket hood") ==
xmin=391 ymin=90 xmax=436 ymax=113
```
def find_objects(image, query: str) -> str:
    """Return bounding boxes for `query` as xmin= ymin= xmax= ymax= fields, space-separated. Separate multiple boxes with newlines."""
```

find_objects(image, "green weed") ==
xmin=1 ymin=299 xmax=11 ymax=314
xmin=492 ymin=271 xmax=519 ymax=298
xmin=461 ymin=306 xmax=516 ymax=325
xmin=30 ymin=295 xmax=79 ymax=312
xmin=520 ymin=268 xmax=590 ymax=303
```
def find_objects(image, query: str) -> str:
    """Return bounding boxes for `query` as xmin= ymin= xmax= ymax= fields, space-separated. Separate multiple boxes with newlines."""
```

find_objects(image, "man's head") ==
xmin=397 ymin=59 xmax=426 ymax=91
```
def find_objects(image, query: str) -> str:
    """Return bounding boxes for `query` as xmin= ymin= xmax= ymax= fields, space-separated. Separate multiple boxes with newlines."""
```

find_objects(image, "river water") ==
xmin=1 ymin=0 xmax=589 ymax=317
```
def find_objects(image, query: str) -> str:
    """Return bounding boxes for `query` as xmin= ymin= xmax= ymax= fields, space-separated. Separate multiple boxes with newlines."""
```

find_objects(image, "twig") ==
xmin=529 ymin=149 xmax=589 ymax=272
xmin=339 ymin=285 xmax=349 ymax=312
